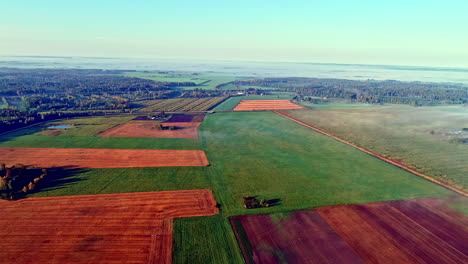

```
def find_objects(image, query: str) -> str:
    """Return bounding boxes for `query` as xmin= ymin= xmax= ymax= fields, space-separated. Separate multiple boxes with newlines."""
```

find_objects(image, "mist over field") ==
xmin=2 ymin=56 xmax=468 ymax=84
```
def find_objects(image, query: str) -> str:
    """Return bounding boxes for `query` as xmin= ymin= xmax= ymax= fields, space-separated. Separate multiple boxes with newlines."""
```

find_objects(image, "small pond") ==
xmin=47 ymin=125 xmax=71 ymax=129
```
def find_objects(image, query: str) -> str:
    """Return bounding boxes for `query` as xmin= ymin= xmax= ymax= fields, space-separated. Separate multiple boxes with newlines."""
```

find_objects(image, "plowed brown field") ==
xmin=97 ymin=121 xmax=201 ymax=138
xmin=233 ymin=100 xmax=303 ymax=111
xmin=0 ymin=147 xmax=209 ymax=168
xmin=0 ymin=189 xmax=218 ymax=264
xmin=231 ymin=198 xmax=468 ymax=264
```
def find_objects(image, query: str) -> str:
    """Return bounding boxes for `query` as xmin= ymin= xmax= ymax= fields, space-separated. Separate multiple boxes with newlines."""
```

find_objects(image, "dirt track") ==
xmin=231 ymin=198 xmax=468 ymax=264
xmin=0 ymin=189 xmax=218 ymax=264
xmin=97 ymin=121 xmax=201 ymax=138
xmin=233 ymin=100 xmax=303 ymax=111
xmin=274 ymin=110 xmax=467 ymax=197
xmin=0 ymin=147 xmax=209 ymax=168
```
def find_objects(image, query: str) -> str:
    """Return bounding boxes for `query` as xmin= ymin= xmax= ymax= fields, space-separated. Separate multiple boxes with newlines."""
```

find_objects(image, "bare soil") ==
xmin=98 ymin=121 xmax=201 ymax=138
xmin=0 ymin=147 xmax=209 ymax=168
xmin=231 ymin=198 xmax=468 ymax=264
xmin=0 ymin=189 xmax=218 ymax=264
xmin=233 ymin=100 xmax=304 ymax=111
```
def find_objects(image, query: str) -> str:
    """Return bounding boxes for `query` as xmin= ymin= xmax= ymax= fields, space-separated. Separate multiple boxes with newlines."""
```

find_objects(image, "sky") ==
xmin=1 ymin=0 xmax=468 ymax=67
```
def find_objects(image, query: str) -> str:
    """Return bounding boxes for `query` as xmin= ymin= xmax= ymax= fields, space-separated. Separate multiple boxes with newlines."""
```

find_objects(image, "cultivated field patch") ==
xmin=0 ymin=147 xmax=209 ymax=168
xmin=280 ymin=106 xmax=468 ymax=192
xmin=97 ymin=120 xmax=201 ymax=138
xmin=231 ymin=198 xmax=468 ymax=264
xmin=0 ymin=189 xmax=218 ymax=264
xmin=140 ymin=97 xmax=227 ymax=112
xmin=233 ymin=100 xmax=303 ymax=111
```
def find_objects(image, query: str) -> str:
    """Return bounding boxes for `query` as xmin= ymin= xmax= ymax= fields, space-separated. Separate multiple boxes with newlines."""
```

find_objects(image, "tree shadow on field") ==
xmin=244 ymin=195 xmax=282 ymax=207
xmin=266 ymin=198 xmax=282 ymax=207
xmin=5 ymin=166 xmax=89 ymax=200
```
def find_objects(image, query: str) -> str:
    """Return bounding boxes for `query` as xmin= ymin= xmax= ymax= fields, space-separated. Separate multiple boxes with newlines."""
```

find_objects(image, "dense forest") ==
xmin=234 ymin=78 xmax=468 ymax=105
xmin=0 ymin=68 xmax=229 ymax=133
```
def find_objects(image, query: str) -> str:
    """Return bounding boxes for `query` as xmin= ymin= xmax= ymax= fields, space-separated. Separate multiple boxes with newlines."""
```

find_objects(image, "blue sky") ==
xmin=1 ymin=0 xmax=467 ymax=67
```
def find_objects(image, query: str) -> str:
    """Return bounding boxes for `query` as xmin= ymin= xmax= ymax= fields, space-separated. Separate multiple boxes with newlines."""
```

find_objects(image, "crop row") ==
xmin=141 ymin=97 xmax=227 ymax=112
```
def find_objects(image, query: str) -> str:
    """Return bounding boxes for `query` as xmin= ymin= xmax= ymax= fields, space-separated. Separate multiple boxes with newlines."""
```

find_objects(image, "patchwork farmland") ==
xmin=1 ymin=99 xmax=466 ymax=264
xmin=231 ymin=198 xmax=468 ymax=264
xmin=0 ymin=189 xmax=218 ymax=264
xmin=98 ymin=114 xmax=205 ymax=138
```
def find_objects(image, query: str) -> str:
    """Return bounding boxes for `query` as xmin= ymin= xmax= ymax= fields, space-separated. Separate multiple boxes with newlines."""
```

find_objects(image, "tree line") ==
xmin=233 ymin=78 xmax=468 ymax=106
xmin=0 ymin=164 xmax=48 ymax=200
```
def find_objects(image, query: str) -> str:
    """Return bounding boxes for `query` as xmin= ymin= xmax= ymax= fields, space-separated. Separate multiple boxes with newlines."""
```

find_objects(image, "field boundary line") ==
xmin=92 ymin=116 xmax=135 ymax=136
xmin=273 ymin=110 xmax=467 ymax=197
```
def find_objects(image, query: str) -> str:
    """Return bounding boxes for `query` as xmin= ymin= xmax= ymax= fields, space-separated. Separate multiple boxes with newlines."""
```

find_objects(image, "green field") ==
xmin=124 ymin=72 xmax=209 ymax=85
xmin=0 ymin=128 xmax=200 ymax=150
xmin=125 ymin=71 xmax=242 ymax=90
xmin=37 ymin=116 xmax=134 ymax=137
xmin=282 ymin=105 xmax=468 ymax=192
xmin=298 ymin=101 xmax=380 ymax=109
xmin=0 ymin=111 xmax=459 ymax=263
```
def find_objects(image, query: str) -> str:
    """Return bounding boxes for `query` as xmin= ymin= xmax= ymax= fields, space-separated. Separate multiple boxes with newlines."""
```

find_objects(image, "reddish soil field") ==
xmin=0 ymin=189 xmax=218 ymax=264
xmin=231 ymin=198 xmax=468 ymax=264
xmin=231 ymin=211 xmax=364 ymax=264
xmin=0 ymin=147 xmax=209 ymax=168
xmin=98 ymin=121 xmax=201 ymax=138
xmin=233 ymin=100 xmax=304 ymax=111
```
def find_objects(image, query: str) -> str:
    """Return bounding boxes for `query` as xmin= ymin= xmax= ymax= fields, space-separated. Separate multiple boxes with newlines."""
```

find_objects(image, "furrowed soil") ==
xmin=231 ymin=198 xmax=468 ymax=264
xmin=231 ymin=211 xmax=364 ymax=264
xmin=233 ymin=100 xmax=303 ymax=111
xmin=0 ymin=189 xmax=218 ymax=264
xmin=97 ymin=120 xmax=201 ymax=138
xmin=0 ymin=147 xmax=209 ymax=168
xmin=318 ymin=198 xmax=468 ymax=264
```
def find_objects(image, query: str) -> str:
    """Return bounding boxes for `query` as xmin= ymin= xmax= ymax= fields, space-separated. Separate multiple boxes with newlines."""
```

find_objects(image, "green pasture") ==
xmin=125 ymin=71 xmax=242 ymax=90
xmin=36 ymin=116 xmax=134 ymax=137
xmin=283 ymin=105 xmax=468 ymax=192
xmin=124 ymin=71 xmax=209 ymax=85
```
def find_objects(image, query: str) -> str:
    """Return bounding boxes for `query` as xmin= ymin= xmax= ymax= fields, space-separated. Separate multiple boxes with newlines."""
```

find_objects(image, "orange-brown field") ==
xmin=231 ymin=198 xmax=468 ymax=264
xmin=0 ymin=147 xmax=209 ymax=168
xmin=97 ymin=121 xmax=201 ymax=138
xmin=233 ymin=100 xmax=304 ymax=111
xmin=0 ymin=189 xmax=218 ymax=264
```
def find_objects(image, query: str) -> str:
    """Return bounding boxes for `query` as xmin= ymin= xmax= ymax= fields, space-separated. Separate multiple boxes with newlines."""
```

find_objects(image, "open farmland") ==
xmin=0 ymin=147 xmax=209 ymax=168
xmin=281 ymin=105 xmax=468 ymax=192
xmin=233 ymin=100 xmax=303 ymax=111
xmin=231 ymin=197 xmax=468 ymax=264
xmin=0 ymin=111 xmax=459 ymax=263
xmin=124 ymin=72 xmax=241 ymax=90
xmin=140 ymin=97 xmax=227 ymax=112
xmin=124 ymin=71 xmax=210 ymax=85
xmin=37 ymin=116 xmax=135 ymax=137
xmin=0 ymin=189 xmax=218 ymax=264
